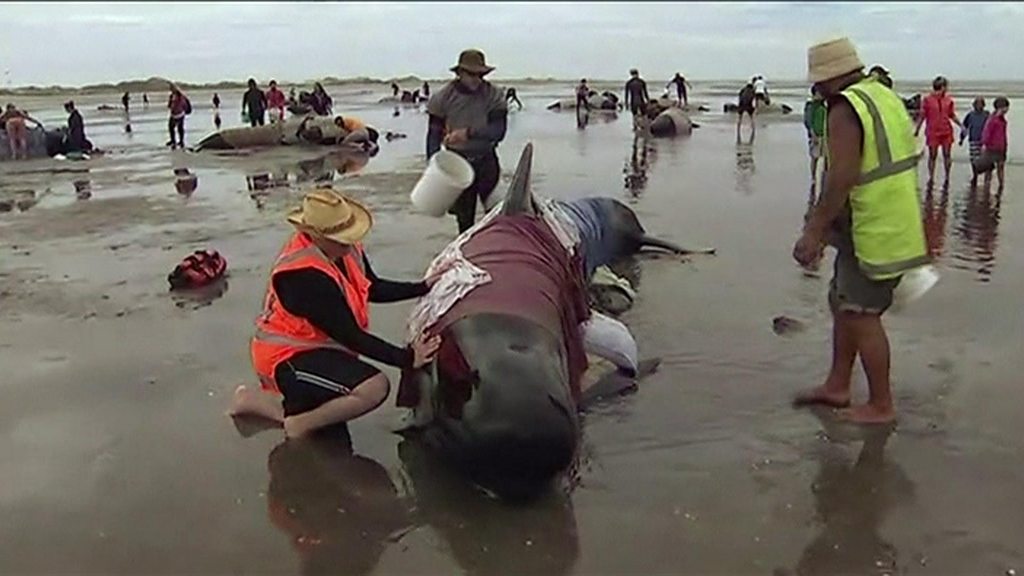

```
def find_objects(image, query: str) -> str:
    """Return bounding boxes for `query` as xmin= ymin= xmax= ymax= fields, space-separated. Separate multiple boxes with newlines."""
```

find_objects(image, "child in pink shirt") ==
xmin=979 ymin=96 xmax=1010 ymax=189
xmin=915 ymin=76 xmax=963 ymax=187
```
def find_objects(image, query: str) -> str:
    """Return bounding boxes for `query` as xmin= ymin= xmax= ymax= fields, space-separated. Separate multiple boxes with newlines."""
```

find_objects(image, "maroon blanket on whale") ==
xmin=397 ymin=215 xmax=590 ymax=408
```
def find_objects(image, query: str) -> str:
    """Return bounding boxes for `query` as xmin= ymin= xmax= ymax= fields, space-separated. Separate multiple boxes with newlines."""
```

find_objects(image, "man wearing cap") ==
xmin=426 ymin=48 xmax=509 ymax=233
xmin=230 ymin=188 xmax=442 ymax=438
xmin=793 ymin=37 xmax=930 ymax=424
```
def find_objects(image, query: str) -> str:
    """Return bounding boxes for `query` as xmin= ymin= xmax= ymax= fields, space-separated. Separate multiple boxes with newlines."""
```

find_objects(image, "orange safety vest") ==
xmin=250 ymin=232 xmax=371 ymax=394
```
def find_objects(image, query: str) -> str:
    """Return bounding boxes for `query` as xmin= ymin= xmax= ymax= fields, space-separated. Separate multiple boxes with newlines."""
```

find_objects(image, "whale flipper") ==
xmin=639 ymin=234 xmax=716 ymax=255
xmin=501 ymin=143 xmax=536 ymax=217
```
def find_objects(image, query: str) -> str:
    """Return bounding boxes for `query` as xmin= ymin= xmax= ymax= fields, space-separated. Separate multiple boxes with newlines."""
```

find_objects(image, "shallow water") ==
xmin=1 ymin=84 xmax=1022 ymax=575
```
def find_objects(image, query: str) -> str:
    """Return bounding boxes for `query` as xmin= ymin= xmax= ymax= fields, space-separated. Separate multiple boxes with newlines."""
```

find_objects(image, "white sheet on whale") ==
xmin=405 ymin=196 xmax=579 ymax=342
xmin=582 ymin=312 xmax=638 ymax=373
xmin=405 ymin=197 xmax=636 ymax=372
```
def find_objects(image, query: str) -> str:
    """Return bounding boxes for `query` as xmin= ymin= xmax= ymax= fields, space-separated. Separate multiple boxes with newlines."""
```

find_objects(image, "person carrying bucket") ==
xmin=425 ymin=48 xmax=509 ymax=233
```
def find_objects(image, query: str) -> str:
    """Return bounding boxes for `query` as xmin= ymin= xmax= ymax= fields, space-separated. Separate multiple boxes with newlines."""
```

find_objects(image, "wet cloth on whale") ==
xmin=554 ymin=198 xmax=619 ymax=278
xmin=583 ymin=311 xmax=638 ymax=374
xmin=406 ymin=196 xmax=578 ymax=342
xmin=398 ymin=211 xmax=590 ymax=407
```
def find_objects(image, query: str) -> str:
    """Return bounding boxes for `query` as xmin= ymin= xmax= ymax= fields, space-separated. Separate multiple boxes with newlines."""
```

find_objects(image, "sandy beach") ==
xmin=2 ymin=81 xmax=1023 ymax=574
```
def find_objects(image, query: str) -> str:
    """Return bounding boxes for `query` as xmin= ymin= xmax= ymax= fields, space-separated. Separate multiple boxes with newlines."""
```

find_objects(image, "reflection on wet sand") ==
xmin=922 ymin=183 xmax=951 ymax=258
xmin=73 ymin=177 xmax=92 ymax=200
xmin=246 ymin=149 xmax=372 ymax=209
xmin=266 ymin=436 xmax=412 ymax=576
xmin=397 ymin=439 xmax=580 ymax=576
xmin=171 ymin=278 xmax=229 ymax=310
xmin=951 ymin=184 xmax=1003 ymax=281
xmin=173 ymin=167 xmax=198 ymax=197
xmin=0 ymin=189 xmax=40 ymax=212
xmin=735 ymin=133 xmax=756 ymax=194
xmin=624 ymin=132 xmax=651 ymax=197
xmin=792 ymin=414 xmax=912 ymax=576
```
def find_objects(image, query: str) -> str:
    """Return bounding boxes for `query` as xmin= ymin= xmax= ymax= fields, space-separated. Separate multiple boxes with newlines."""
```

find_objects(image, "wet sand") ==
xmin=1 ymin=84 xmax=1023 ymax=574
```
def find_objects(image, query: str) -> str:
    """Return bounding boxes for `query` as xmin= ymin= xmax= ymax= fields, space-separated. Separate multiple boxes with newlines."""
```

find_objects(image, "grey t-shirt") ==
xmin=427 ymin=80 xmax=507 ymax=158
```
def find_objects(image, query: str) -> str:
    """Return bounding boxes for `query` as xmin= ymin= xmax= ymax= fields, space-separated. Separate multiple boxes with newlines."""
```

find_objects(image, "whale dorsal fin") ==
xmin=501 ymin=143 xmax=536 ymax=217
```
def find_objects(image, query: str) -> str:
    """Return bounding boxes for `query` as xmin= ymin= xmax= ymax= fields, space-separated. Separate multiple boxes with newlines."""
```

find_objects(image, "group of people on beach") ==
xmin=228 ymin=48 xmax=511 ymax=435
xmin=226 ymin=38 xmax=1010 ymax=441
xmin=803 ymin=71 xmax=1010 ymax=193
xmin=914 ymin=76 xmax=1010 ymax=190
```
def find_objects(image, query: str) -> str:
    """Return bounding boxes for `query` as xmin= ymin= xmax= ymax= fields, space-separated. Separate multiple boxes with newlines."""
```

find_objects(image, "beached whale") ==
xmin=194 ymin=115 xmax=371 ymax=151
xmin=649 ymin=97 xmax=710 ymax=115
xmin=649 ymin=107 xmax=694 ymax=138
xmin=547 ymin=91 xmax=619 ymax=113
xmin=0 ymin=126 xmax=67 ymax=161
xmin=397 ymin=144 xmax=686 ymax=498
xmin=378 ymin=90 xmax=426 ymax=105
xmin=724 ymin=102 xmax=794 ymax=115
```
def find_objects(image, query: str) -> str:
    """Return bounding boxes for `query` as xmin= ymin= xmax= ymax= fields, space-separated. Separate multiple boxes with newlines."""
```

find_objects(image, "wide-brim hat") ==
xmin=450 ymin=49 xmax=495 ymax=76
xmin=808 ymin=37 xmax=865 ymax=84
xmin=286 ymin=188 xmax=373 ymax=245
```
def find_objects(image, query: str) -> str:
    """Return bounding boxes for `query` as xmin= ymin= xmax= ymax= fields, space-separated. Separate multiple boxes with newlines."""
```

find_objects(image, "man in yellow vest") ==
xmin=793 ymin=38 xmax=930 ymax=424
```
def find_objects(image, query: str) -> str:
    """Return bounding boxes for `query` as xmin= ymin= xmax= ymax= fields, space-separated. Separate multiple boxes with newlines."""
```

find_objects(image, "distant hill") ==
xmin=0 ymin=75 xmax=439 ymax=97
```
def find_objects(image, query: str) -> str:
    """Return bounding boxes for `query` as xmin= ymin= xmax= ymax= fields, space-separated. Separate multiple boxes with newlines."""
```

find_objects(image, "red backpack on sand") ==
xmin=168 ymin=250 xmax=227 ymax=290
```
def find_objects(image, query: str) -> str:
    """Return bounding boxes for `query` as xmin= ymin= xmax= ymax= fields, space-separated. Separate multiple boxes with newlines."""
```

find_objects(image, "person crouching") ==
xmin=229 ymin=188 xmax=441 ymax=438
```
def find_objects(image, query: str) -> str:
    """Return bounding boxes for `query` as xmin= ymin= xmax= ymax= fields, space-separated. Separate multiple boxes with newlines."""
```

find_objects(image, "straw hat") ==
xmin=286 ymin=188 xmax=373 ymax=245
xmin=450 ymin=49 xmax=495 ymax=76
xmin=807 ymin=37 xmax=865 ymax=84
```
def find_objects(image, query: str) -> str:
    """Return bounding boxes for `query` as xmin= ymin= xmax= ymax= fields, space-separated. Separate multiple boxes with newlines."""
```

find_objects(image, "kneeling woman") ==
xmin=230 ymin=188 xmax=440 ymax=438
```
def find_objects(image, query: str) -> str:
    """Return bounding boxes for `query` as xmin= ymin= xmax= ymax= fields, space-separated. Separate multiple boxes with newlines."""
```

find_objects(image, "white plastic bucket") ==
xmin=892 ymin=264 xmax=940 ymax=309
xmin=410 ymin=149 xmax=475 ymax=217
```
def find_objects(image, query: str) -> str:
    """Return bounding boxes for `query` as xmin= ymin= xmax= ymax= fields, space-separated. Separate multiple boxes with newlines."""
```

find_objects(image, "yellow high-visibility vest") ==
xmin=839 ymin=77 xmax=930 ymax=280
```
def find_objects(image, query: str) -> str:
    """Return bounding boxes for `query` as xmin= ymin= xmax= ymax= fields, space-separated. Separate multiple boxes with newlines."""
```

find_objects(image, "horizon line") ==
xmin=3 ymin=75 xmax=1021 ymax=92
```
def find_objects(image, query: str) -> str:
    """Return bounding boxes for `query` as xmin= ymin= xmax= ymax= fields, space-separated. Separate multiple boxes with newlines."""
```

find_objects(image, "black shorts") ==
xmin=738 ymin=102 xmax=755 ymax=115
xmin=755 ymin=93 xmax=769 ymax=104
xmin=448 ymin=151 xmax=500 ymax=214
xmin=275 ymin=348 xmax=380 ymax=416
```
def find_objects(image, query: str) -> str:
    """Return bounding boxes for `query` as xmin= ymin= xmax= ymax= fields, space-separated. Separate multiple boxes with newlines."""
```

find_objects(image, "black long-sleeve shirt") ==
xmin=273 ymin=253 xmax=429 ymax=369
xmin=243 ymin=88 xmax=267 ymax=116
xmin=624 ymin=77 xmax=650 ymax=110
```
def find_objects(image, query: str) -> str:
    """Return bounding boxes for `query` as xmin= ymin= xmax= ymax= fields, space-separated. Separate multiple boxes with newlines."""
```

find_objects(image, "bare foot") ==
xmin=837 ymin=403 xmax=896 ymax=424
xmin=283 ymin=416 xmax=311 ymax=439
xmin=793 ymin=384 xmax=851 ymax=408
xmin=227 ymin=385 xmax=256 ymax=416
xmin=227 ymin=384 xmax=284 ymax=422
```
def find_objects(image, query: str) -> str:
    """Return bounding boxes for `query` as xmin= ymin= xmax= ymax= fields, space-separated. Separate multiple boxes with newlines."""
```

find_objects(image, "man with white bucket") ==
xmin=425 ymin=49 xmax=509 ymax=233
xmin=793 ymin=37 xmax=936 ymax=425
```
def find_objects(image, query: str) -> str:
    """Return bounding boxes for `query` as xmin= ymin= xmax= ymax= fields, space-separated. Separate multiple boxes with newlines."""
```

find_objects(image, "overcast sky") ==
xmin=2 ymin=2 xmax=1022 ymax=87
